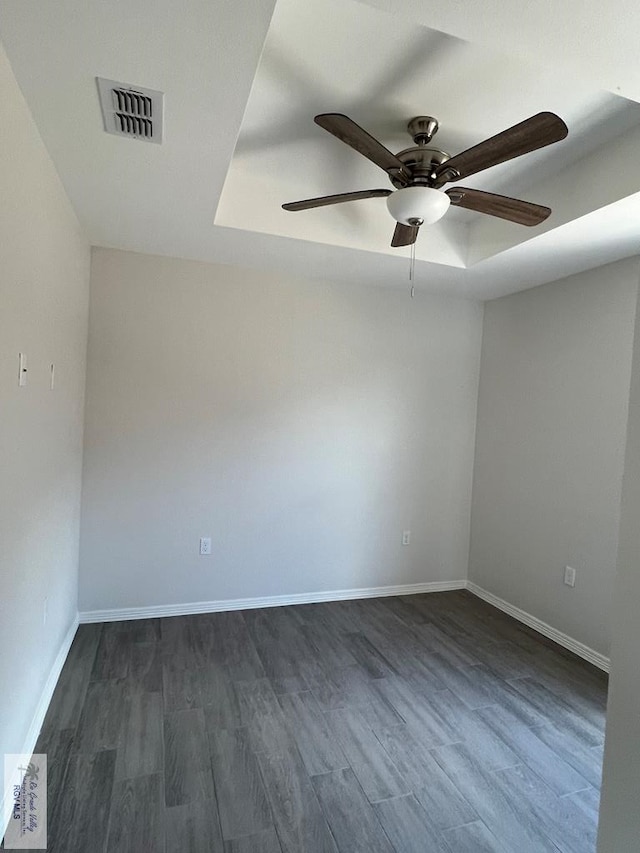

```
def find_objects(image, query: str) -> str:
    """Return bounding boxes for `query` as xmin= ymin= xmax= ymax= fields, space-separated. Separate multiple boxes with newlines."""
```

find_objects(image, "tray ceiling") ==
xmin=2 ymin=0 xmax=640 ymax=298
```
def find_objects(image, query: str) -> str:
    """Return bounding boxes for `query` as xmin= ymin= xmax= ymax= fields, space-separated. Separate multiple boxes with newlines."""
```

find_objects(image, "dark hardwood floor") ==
xmin=29 ymin=590 xmax=607 ymax=852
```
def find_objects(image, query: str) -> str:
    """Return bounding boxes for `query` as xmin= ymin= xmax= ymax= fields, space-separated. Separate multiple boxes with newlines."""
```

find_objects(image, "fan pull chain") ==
xmin=409 ymin=241 xmax=416 ymax=298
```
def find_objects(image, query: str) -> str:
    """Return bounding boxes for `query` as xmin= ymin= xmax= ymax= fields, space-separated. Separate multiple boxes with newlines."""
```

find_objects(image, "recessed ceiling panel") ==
xmin=217 ymin=0 xmax=640 ymax=267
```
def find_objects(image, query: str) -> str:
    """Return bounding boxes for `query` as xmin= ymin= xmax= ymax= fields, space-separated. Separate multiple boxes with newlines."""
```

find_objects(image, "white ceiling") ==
xmin=2 ymin=0 xmax=640 ymax=299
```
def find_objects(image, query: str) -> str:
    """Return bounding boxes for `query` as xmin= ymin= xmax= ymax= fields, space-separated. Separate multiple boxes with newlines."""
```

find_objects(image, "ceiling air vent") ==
xmin=96 ymin=77 xmax=164 ymax=144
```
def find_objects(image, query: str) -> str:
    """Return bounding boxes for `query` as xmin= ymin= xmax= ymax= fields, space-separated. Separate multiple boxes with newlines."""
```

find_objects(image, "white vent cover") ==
xmin=96 ymin=77 xmax=164 ymax=143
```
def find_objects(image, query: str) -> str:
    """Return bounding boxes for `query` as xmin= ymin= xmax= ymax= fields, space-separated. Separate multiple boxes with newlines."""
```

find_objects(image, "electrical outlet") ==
xmin=402 ymin=530 xmax=411 ymax=546
xmin=43 ymin=597 xmax=48 ymax=626
xmin=564 ymin=566 xmax=576 ymax=588
xmin=199 ymin=537 xmax=212 ymax=556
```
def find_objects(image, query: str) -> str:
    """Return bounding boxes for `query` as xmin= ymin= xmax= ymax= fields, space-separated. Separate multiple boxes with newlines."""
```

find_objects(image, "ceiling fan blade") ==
xmin=391 ymin=222 xmax=419 ymax=247
xmin=282 ymin=189 xmax=392 ymax=212
xmin=446 ymin=187 xmax=551 ymax=226
xmin=435 ymin=112 xmax=568 ymax=184
xmin=315 ymin=114 xmax=411 ymax=184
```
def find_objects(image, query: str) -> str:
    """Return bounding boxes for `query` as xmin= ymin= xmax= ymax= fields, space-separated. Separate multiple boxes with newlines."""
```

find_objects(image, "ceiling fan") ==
xmin=282 ymin=112 xmax=568 ymax=247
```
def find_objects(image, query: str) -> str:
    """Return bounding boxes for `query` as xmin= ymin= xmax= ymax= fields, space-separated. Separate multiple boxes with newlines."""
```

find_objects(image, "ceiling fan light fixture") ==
xmin=386 ymin=186 xmax=450 ymax=226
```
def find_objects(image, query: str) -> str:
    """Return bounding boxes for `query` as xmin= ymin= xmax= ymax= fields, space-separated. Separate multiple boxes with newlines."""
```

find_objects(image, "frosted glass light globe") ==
xmin=386 ymin=186 xmax=450 ymax=226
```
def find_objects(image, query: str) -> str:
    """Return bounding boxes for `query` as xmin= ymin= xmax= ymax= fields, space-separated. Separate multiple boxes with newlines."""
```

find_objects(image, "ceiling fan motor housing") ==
xmin=390 ymin=147 xmax=450 ymax=188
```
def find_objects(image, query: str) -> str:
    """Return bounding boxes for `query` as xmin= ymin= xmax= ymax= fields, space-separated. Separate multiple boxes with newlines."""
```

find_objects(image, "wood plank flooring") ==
xmin=26 ymin=590 xmax=607 ymax=852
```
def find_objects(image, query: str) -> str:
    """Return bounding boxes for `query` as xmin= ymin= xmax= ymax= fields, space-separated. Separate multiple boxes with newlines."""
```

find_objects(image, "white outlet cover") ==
xmin=199 ymin=537 xmax=212 ymax=555
xmin=564 ymin=566 xmax=576 ymax=587
xmin=402 ymin=530 xmax=411 ymax=546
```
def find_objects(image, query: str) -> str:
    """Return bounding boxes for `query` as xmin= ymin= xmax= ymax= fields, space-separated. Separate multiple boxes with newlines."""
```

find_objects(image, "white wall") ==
xmin=0 ymin=41 xmax=89 ymax=770
xmin=469 ymin=258 xmax=638 ymax=657
xmin=79 ymin=248 xmax=483 ymax=613
xmin=597 ymin=266 xmax=640 ymax=851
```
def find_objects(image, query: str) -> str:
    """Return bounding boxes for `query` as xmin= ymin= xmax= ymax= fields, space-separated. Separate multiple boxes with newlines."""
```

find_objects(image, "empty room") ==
xmin=2 ymin=1 xmax=640 ymax=851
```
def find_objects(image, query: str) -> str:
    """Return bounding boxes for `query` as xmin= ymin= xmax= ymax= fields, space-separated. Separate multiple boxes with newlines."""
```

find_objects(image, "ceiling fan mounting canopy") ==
xmin=282 ymin=110 xmax=568 ymax=247
xmin=407 ymin=115 xmax=439 ymax=145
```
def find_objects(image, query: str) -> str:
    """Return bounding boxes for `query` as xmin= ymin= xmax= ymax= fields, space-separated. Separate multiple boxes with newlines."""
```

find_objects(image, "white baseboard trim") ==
xmin=24 ymin=613 xmax=79 ymax=746
xmin=78 ymin=579 xmax=467 ymax=623
xmin=2 ymin=612 xmax=79 ymax=841
xmin=78 ymin=579 xmax=609 ymax=672
xmin=466 ymin=581 xmax=610 ymax=672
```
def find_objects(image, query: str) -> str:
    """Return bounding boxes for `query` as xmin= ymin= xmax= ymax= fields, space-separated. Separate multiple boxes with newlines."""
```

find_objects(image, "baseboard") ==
xmin=2 ymin=612 xmax=79 ymax=841
xmin=466 ymin=581 xmax=610 ymax=672
xmin=79 ymin=578 xmax=609 ymax=671
xmin=78 ymin=579 xmax=467 ymax=623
